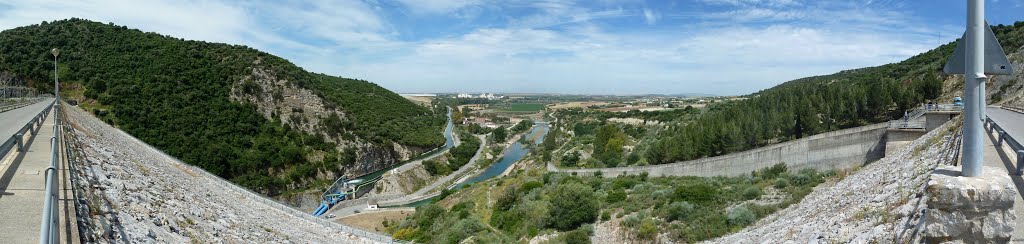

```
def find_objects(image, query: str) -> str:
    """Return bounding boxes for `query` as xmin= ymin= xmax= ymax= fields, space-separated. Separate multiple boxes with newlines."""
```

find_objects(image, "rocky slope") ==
xmin=63 ymin=104 xmax=388 ymax=243
xmin=707 ymin=119 xmax=961 ymax=243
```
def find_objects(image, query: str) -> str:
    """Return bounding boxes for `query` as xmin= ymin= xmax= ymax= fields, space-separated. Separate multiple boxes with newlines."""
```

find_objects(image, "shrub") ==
xmin=762 ymin=163 xmax=788 ymax=179
xmin=774 ymin=178 xmax=790 ymax=189
xmin=414 ymin=203 xmax=446 ymax=229
xmin=791 ymin=174 xmax=811 ymax=186
xmin=727 ymin=206 xmax=756 ymax=226
xmin=549 ymin=183 xmax=600 ymax=230
xmin=663 ymin=201 xmax=694 ymax=222
xmin=521 ymin=181 xmax=544 ymax=193
xmin=601 ymin=211 xmax=611 ymax=221
xmin=564 ymin=228 xmax=591 ymax=244
xmin=606 ymin=189 xmax=627 ymax=203
xmin=636 ymin=219 xmax=659 ymax=240
xmin=742 ymin=187 xmax=762 ymax=200
xmin=674 ymin=182 xmax=718 ymax=204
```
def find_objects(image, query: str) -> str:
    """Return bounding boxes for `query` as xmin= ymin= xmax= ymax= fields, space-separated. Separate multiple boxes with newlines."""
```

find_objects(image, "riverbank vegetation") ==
xmin=424 ymin=132 xmax=482 ymax=176
xmin=386 ymin=160 xmax=832 ymax=243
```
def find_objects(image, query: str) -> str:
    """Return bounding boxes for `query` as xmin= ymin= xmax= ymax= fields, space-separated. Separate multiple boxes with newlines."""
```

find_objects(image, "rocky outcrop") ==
xmin=228 ymin=59 xmax=419 ymax=179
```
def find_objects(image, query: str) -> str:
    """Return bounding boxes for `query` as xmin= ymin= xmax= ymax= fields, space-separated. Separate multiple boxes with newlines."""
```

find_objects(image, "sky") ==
xmin=0 ymin=0 xmax=1021 ymax=95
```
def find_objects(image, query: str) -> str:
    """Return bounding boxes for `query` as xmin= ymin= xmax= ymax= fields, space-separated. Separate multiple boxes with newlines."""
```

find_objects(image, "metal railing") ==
xmin=39 ymin=101 xmax=59 ymax=244
xmin=0 ymin=97 xmax=47 ymax=113
xmin=924 ymin=103 xmax=963 ymax=112
xmin=1004 ymin=105 xmax=1024 ymax=114
xmin=888 ymin=103 xmax=963 ymax=129
xmin=986 ymin=116 xmax=1024 ymax=175
xmin=0 ymin=100 xmax=52 ymax=162
xmin=888 ymin=120 xmax=927 ymax=129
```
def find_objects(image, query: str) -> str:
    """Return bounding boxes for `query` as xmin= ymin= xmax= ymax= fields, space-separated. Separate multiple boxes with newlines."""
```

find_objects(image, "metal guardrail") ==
xmin=0 ymin=98 xmax=46 ymax=113
xmin=986 ymin=116 xmax=1024 ymax=175
xmin=0 ymin=100 xmax=53 ymax=164
xmin=39 ymin=101 xmax=59 ymax=244
xmin=888 ymin=103 xmax=963 ymax=129
xmin=924 ymin=103 xmax=963 ymax=112
xmin=888 ymin=120 xmax=927 ymax=129
xmin=1004 ymin=105 xmax=1024 ymax=114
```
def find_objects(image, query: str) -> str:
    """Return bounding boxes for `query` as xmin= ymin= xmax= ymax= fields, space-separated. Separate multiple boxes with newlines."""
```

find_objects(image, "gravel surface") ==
xmin=65 ymin=106 xmax=386 ymax=243
xmin=708 ymin=121 xmax=961 ymax=243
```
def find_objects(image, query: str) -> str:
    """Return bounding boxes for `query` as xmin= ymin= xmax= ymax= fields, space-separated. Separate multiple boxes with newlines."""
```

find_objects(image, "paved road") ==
xmin=988 ymin=106 xmax=1024 ymax=140
xmin=0 ymin=98 xmax=54 ymax=144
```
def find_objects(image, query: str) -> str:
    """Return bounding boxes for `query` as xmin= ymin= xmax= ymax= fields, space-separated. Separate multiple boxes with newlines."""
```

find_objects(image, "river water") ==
xmin=454 ymin=122 xmax=549 ymax=189
xmin=391 ymin=122 xmax=550 ymax=208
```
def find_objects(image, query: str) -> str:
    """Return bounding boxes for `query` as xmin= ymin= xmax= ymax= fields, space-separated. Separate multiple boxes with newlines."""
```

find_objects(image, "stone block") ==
xmin=922 ymin=209 xmax=968 ymax=237
xmin=926 ymin=166 xmax=1016 ymax=212
xmin=980 ymin=209 xmax=1015 ymax=240
xmin=923 ymin=166 xmax=1018 ymax=242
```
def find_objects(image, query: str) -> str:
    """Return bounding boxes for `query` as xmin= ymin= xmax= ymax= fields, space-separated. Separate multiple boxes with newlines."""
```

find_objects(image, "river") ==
xmin=455 ymin=122 xmax=549 ymax=189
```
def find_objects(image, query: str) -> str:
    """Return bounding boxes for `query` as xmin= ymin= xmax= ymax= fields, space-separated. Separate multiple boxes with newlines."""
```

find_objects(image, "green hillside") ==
xmin=0 ymin=18 xmax=444 ymax=195
xmin=645 ymin=22 xmax=1024 ymax=164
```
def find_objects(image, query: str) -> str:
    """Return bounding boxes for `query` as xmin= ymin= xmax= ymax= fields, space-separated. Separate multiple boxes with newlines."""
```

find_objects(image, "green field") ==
xmin=501 ymin=103 xmax=545 ymax=112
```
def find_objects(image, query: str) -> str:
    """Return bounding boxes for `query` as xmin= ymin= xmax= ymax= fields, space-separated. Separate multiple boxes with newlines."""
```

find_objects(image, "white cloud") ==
xmin=0 ymin=0 xmax=964 ymax=95
xmin=642 ymin=8 xmax=658 ymax=25
xmin=395 ymin=0 xmax=481 ymax=14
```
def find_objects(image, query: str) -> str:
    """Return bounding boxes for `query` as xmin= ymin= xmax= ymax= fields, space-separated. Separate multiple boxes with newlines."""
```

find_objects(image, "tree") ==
xmin=493 ymin=126 xmax=507 ymax=142
xmin=548 ymin=183 xmax=599 ymax=230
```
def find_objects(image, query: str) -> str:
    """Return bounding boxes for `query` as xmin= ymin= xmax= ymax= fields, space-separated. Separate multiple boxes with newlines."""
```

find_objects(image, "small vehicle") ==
xmin=953 ymin=97 xmax=964 ymax=107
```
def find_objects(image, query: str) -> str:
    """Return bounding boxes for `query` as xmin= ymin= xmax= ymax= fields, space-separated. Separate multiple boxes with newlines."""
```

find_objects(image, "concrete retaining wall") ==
xmin=553 ymin=123 xmax=890 ymax=177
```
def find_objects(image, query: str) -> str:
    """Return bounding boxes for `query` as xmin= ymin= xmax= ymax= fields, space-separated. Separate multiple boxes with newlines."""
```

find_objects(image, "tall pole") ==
xmin=51 ymin=48 xmax=59 ymax=100
xmin=962 ymin=0 xmax=984 ymax=177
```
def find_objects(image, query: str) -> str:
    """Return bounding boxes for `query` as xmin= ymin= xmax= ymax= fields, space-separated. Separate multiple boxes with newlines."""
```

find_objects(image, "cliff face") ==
xmin=228 ymin=61 xmax=421 ymax=179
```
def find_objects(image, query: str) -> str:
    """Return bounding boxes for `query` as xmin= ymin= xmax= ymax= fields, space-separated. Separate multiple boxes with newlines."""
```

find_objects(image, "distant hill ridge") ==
xmin=0 ymin=18 xmax=445 ymax=196
xmin=644 ymin=21 xmax=1024 ymax=165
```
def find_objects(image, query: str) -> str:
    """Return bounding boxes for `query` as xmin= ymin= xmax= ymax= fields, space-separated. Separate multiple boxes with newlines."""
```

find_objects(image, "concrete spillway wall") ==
xmin=554 ymin=123 xmax=891 ymax=177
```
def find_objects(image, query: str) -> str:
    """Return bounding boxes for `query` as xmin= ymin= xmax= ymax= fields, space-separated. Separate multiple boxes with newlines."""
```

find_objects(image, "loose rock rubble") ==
xmin=65 ymin=106 xmax=383 ymax=243
xmin=710 ymin=121 xmax=961 ymax=243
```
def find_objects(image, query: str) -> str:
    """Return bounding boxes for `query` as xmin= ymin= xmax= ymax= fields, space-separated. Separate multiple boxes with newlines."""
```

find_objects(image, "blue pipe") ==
xmin=311 ymin=203 xmax=327 ymax=216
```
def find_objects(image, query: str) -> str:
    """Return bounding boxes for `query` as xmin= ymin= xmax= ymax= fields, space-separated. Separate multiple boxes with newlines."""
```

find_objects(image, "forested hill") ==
xmin=645 ymin=21 xmax=1024 ymax=164
xmin=0 ymin=18 xmax=445 ymax=195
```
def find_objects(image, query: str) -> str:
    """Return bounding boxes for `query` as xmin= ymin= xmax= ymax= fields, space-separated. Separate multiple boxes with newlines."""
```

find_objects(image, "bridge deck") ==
xmin=0 ymin=105 xmax=79 ymax=243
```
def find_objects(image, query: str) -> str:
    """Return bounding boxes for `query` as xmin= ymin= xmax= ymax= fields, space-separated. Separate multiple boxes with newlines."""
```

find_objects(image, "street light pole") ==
xmin=962 ymin=0 xmax=985 ymax=177
xmin=51 ymin=48 xmax=59 ymax=100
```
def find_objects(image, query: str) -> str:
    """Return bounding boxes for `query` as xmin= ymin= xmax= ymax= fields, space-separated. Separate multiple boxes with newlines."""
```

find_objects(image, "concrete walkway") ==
xmin=0 ymin=107 xmax=52 ymax=243
xmin=982 ymin=106 xmax=1024 ymax=242
xmin=0 ymin=106 xmax=79 ymax=244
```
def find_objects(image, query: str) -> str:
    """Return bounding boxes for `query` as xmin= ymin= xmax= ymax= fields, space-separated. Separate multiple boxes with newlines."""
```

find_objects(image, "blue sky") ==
xmin=0 ymin=0 xmax=1022 ymax=95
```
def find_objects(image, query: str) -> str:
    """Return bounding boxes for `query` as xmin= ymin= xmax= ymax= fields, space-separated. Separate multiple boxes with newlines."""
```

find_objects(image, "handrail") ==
xmin=39 ymin=101 xmax=59 ymax=244
xmin=986 ymin=115 xmax=1024 ymax=175
xmin=888 ymin=120 xmax=926 ymax=129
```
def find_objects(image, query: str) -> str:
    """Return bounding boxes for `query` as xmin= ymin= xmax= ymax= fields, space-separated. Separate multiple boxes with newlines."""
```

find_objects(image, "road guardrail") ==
xmin=0 ymin=100 xmax=53 ymax=161
xmin=986 ymin=115 xmax=1024 ymax=175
